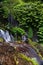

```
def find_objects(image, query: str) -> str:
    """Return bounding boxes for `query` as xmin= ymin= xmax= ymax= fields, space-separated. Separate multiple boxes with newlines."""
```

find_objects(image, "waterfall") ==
xmin=0 ymin=29 xmax=14 ymax=43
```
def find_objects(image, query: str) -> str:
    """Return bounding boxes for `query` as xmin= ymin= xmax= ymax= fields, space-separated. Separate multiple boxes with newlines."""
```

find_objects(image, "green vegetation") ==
xmin=19 ymin=53 xmax=39 ymax=65
xmin=10 ymin=27 xmax=26 ymax=35
xmin=28 ymin=27 xmax=33 ymax=38
xmin=0 ymin=0 xmax=43 ymax=44
xmin=38 ymin=27 xmax=43 ymax=43
xmin=0 ymin=0 xmax=43 ymax=65
xmin=0 ymin=0 xmax=43 ymax=43
xmin=13 ymin=2 xmax=43 ymax=43
xmin=0 ymin=38 xmax=4 ymax=42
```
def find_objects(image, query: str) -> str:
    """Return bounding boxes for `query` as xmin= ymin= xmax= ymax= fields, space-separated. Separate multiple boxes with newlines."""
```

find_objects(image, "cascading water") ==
xmin=0 ymin=29 xmax=14 ymax=43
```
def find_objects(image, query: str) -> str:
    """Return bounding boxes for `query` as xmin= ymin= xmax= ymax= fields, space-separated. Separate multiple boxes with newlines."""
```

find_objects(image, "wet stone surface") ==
xmin=0 ymin=42 xmax=16 ymax=65
xmin=0 ymin=42 xmax=42 ymax=65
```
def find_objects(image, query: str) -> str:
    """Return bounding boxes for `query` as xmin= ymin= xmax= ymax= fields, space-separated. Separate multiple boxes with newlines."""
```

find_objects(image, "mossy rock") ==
xmin=0 ymin=42 xmax=42 ymax=65
xmin=0 ymin=38 xmax=4 ymax=42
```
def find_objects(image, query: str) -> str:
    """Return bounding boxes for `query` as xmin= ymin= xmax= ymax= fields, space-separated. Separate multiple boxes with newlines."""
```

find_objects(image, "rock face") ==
xmin=36 ymin=44 xmax=43 ymax=57
xmin=0 ymin=42 xmax=33 ymax=65
xmin=0 ymin=42 xmax=42 ymax=65
xmin=0 ymin=42 xmax=16 ymax=65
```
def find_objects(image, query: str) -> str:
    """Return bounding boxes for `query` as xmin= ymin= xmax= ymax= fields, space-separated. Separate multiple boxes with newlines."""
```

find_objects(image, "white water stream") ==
xmin=0 ymin=29 xmax=14 ymax=43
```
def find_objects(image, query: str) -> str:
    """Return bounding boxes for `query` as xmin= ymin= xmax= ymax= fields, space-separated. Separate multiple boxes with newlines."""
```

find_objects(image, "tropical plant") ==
xmin=13 ymin=2 xmax=43 ymax=43
xmin=10 ymin=27 xmax=26 ymax=35
xmin=13 ymin=2 xmax=42 ymax=29
xmin=37 ymin=27 xmax=43 ymax=43
xmin=28 ymin=27 xmax=33 ymax=38
xmin=1 ymin=0 xmax=23 ymax=18
xmin=0 ymin=0 xmax=43 ymax=43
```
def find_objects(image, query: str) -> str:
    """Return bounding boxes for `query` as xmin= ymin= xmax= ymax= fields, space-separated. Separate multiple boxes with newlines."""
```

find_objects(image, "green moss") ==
xmin=0 ymin=38 xmax=4 ymax=42
xmin=19 ymin=53 xmax=39 ymax=65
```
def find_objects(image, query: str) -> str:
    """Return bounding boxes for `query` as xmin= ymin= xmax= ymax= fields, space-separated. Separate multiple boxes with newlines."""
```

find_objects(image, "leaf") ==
xmin=28 ymin=27 xmax=33 ymax=38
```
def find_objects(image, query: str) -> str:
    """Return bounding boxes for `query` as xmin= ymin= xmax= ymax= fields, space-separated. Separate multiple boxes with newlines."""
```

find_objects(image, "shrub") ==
xmin=10 ymin=27 xmax=26 ymax=35
xmin=13 ymin=2 xmax=42 ymax=30
xmin=13 ymin=2 xmax=43 ymax=43
xmin=28 ymin=27 xmax=33 ymax=38
xmin=2 ymin=0 xmax=20 ymax=18
xmin=1 ymin=1 xmax=43 ymax=43
xmin=37 ymin=27 xmax=43 ymax=43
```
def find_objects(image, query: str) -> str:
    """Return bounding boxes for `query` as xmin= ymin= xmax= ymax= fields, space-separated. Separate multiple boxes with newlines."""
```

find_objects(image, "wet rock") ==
xmin=36 ymin=44 xmax=43 ymax=57
xmin=0 ymin=42 xmax=42 ymax=65
xmin=0 ymin=42 xmax=16 ymax=65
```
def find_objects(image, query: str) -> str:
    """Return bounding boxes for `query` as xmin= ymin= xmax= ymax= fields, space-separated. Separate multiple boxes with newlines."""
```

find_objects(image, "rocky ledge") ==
xmin=0 ymin=42 xmax=43 ymax=65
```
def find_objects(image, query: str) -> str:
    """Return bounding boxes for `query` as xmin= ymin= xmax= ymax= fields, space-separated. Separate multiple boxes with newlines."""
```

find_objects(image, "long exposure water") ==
xmin=0 ymin=29 xmax=14 ymax=43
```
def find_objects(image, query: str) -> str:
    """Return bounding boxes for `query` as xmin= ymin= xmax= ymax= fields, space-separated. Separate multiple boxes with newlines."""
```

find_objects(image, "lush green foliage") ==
xmin=13 ymin=2 xmax=42 ymax=29
xmin=10 ymin=27 xmax=26 ymax=35
xmin=28 ymin=27 xmax=33 ymax=38
xmin=22 ymin=0 xmax=41 ymax=3
xmin=38 ymin=27 xmax=43 ymax=43
xmin=2 ymin=0 xmax=19 ymax=18
xmin=0 ymin=0 xmax=43 ymax=43
xmin=0 ymin=1 xmax=43 ymax=65
xmin=13 ymin=2 xmax=43 ymax=43
xmin=37 ymin=4 xmax=43 ymax=43
xmin=1 ymin=0 xmax=24 ymax=18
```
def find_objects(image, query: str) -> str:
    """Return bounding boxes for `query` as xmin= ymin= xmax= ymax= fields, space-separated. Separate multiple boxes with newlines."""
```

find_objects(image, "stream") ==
xmin=0 ymin=29 xmax=14 ymax=43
